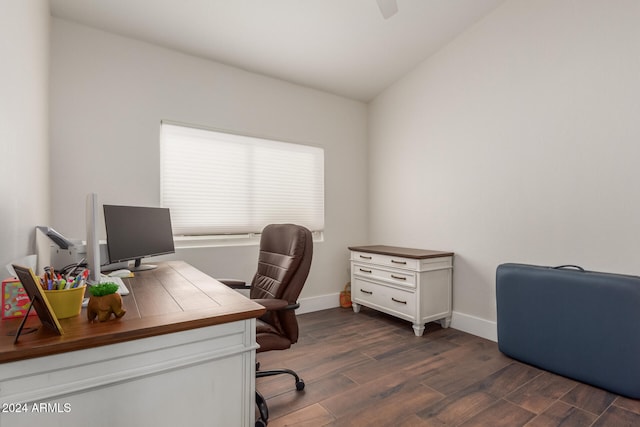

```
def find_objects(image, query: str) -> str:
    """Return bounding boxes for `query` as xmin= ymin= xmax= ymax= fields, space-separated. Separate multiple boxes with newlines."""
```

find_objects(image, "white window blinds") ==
xmin=160 ymin=123 xmax=325 ymax=236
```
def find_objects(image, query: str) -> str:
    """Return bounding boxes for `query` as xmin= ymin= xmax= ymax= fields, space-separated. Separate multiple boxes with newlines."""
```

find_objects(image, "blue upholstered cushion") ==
xmin=496 ymin=263 xmax=640 ymax=399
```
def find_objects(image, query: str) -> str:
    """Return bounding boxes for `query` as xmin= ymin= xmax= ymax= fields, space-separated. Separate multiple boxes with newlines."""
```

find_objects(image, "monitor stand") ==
xmin=129 ymin=258 xmax=157 ymax=272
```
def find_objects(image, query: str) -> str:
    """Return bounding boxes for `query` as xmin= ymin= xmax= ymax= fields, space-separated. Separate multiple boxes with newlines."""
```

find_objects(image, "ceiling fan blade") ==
xmin=376 ymin=0 xmax=398 ymax=19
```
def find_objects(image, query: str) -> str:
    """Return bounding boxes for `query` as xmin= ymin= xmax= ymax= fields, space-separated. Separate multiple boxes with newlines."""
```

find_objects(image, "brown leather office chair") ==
xmin=221 ymin=223 xmax=313 ymax=426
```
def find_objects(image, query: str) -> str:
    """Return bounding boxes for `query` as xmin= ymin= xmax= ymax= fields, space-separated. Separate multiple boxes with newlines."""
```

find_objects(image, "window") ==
xmin=160 ymin=122 xmax=324 ymax=238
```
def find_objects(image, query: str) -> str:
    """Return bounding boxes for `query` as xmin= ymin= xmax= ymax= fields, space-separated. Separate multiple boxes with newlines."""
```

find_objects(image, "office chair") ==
xmin=221 ymin=223 xmax=313 ymax=426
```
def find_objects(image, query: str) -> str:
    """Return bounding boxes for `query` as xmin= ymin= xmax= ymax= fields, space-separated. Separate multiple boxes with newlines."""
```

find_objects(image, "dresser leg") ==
xmin=412 ymin=323 xmax=425 ymax=336
xmin=352 ymin=303 xmax=360 ymax=313
xmin=440 ymin=317 xmax=451 ymax=328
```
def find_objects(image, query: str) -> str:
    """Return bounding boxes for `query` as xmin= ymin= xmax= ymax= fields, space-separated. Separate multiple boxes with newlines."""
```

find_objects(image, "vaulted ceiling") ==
xmin=50 ymin=0 xmax=506 ymax=101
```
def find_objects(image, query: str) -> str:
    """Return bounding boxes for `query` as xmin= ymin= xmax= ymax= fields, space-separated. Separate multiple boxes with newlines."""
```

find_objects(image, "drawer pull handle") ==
xmin=390 ymin=274 xmax=406 ymax=280
xmin=359 ymin=268 xmax=372 ymax=273
xmin=359 ymin=255 xmax=372 ymax=259
xmin=391 ymin=259 xmax=407 ymax=265
xmin=391 ymin=297 xmax=407 ymax=304
xmin=360 ymin=289 xmax=373 ymax=295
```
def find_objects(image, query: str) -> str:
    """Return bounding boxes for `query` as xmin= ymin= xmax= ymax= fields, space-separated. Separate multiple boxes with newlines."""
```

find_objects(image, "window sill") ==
xmin=173 ymin=231 xmax=324 ymax=249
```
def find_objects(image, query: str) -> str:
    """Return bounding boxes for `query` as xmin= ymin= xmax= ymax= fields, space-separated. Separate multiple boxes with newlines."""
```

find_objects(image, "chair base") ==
xmin=256 ymin=390 xmax=268 ymax=427
xmin=255 ymin=367 xmax=305 ymax=425
xmin=256 ymin=368 xmax=305 ymax=391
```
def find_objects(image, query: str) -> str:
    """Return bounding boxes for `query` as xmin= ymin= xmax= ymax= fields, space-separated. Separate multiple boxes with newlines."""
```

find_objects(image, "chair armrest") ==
xmin=253 ymin=298 xmax=299 ymax=311
xmin=219 ymin=279 xmax=250 ymax=289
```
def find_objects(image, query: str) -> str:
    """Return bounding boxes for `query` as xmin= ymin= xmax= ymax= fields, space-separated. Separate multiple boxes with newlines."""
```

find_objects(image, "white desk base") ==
xmin=0 ymin=319 xmax=257 ymax=427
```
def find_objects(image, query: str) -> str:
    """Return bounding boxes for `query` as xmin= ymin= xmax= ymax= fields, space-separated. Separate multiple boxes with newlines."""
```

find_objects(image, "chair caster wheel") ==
xmin=296 ymin=380 xmax=305 ymax=391
xmin=256 ymin=420 xmax=267 ymax=427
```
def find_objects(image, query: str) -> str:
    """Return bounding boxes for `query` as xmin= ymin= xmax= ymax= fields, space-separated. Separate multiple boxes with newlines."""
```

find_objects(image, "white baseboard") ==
xmin=450 ymin=311 xmax=497 ymax=342
xmin=297 ymin=294 xmax=497 ymax=342
xmin=297 ymin=292 xmax=340 ymax=314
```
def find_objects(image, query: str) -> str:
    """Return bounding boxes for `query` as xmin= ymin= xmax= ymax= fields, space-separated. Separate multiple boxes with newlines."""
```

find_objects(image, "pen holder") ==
xmin=43 ymin=285 xmax=86 ymax=319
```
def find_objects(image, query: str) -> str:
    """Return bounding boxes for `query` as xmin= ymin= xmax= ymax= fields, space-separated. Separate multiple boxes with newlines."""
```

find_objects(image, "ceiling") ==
xmin=49 ymin=0 xmax=506 ymax=102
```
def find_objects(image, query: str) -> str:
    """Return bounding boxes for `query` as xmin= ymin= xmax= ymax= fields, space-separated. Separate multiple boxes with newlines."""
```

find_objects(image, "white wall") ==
xmin=49 ymin=19 xmax=368 ymax=301
xmin=369 ymin=0 xmax=640 ymax=339
xmin=0 ymin=2 xmax=50 ymax=272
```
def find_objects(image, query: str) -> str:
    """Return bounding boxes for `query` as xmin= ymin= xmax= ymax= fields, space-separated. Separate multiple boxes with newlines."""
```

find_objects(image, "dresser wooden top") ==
xmin=348 ymin=245 xmax=454 ymax=259
xmin=0 ymin=261 xmax=265 ymax=363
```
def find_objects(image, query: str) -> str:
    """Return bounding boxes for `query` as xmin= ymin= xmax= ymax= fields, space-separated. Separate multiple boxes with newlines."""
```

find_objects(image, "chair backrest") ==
xmin=250 ymin=224 xmax=313 ymax=343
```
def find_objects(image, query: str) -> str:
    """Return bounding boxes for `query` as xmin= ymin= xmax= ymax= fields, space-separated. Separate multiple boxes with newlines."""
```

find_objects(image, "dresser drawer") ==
xmin=352 ymin=263 xmax=416 ymax=288
xmin=352 ymin=278 xmax=416 ymax=319
xmin=351 ymin=251 xmax=418 ymax=270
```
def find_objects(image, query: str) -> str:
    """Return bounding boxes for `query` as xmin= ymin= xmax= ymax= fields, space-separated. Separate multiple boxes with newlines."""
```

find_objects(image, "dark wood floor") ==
xmin=256 ymin=307 xmax=640 ymax=426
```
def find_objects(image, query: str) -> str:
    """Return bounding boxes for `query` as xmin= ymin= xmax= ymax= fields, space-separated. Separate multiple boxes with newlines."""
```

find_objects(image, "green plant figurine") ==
xmin=88 ymin=283 xmax=119 ymax=297
xmin=87 ymin=282 xmax=126 ymax=322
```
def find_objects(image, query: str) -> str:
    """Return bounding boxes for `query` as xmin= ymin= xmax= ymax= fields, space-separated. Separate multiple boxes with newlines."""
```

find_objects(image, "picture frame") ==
xmin=2 ymin=278 xmax=38 ymax=319
xmin=11 ymin=265 xmax=64 ymax=342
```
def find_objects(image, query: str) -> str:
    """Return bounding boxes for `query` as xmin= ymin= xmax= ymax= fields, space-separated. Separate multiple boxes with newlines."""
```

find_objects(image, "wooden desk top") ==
xmin=0 ymin=261 xmax=265 ymax=364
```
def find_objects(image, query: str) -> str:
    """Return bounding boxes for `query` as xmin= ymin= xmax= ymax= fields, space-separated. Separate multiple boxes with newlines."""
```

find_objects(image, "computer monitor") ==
xmin=103 ymin=204 xmax=175 ymax=271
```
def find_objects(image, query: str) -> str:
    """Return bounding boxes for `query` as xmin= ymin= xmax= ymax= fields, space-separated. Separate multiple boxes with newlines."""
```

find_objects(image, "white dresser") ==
xmin=349 ymin=245 xmax=454 ymax=336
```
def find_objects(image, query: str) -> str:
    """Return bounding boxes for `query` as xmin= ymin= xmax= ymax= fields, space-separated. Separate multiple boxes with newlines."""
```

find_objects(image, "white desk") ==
xmin=0 ymin=261 xmax=265 ymax=427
